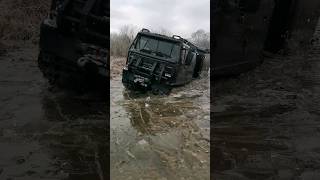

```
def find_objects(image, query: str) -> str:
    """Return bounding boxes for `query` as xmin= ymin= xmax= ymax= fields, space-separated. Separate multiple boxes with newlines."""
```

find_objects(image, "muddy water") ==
xmin=212 ymin=20 xmax=320 ymax=179
xmin=110 ymin=74 xmax=210 ymax=179
xmin=0 ymin=44 xmax=107 ymax=180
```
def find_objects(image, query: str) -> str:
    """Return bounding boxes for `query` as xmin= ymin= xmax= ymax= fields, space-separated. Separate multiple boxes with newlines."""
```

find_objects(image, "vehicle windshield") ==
xmin=134 ymin=35 xmax=180 ymax=62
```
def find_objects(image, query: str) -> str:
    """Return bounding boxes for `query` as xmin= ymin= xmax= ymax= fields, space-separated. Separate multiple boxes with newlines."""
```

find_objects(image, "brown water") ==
xmin=0 ymin=44 xmax=107 ymax=180
xmin=110 ymin=73 xmax=210 ymax=179
xmin=212 ymin=21 xmax=320 ymax=179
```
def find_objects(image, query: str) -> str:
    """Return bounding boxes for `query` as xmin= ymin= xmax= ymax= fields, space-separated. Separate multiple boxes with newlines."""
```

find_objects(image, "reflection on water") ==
xmin=111 ymin=77 xmax=210 ymax=180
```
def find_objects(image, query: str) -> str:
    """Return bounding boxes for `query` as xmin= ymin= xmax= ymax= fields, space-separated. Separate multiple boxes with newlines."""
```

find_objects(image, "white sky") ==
xmin=110 ymin=0 xmax=210 ymax=38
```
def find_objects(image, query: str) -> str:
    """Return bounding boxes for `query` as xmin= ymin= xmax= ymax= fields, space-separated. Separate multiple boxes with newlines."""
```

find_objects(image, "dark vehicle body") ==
xmin=212 ymin=0 xmax=275 ymax=76
xmin=38 ymin=0 xmax=109 ymax=90
xmin=213 ymin=0 xmax=320 ymax=76
xmin=122 ymin=29 xmax=208 ymax=94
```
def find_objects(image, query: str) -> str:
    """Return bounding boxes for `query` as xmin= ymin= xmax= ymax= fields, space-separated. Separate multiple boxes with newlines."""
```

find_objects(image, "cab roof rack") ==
xmin=141 ymin=28 xmax=150 ymax=33
xmin=139 ymin=28 xmax=204 ymax=50
xmin=173 ymin=35 xmax=190 ymax=44
xmin=172 ymin=35 xmax=182 ymax=39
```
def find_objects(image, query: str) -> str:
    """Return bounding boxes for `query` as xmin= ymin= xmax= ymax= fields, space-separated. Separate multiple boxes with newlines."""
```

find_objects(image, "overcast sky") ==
xmin=110 ymin=0 xmax=210 ymax=38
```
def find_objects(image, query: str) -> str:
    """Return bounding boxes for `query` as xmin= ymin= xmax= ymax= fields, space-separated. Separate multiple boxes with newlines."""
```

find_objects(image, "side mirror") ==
xmin=185 ymin=51 xmax=195 ymax=65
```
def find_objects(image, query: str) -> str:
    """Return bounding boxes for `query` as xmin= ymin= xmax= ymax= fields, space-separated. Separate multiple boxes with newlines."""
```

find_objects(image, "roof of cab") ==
xmin=137 ymin=28 xmax=209 ymax=53
xmin=138 ymin=28 xmax=190 ymax=43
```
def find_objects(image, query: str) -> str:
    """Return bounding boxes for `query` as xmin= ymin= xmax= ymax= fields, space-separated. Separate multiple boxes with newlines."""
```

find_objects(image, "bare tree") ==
xmin=110 ymin=25 xmax=138 ymax=57
xmin=119 ymin=25 xmax=137 ymax=43
xmin=190 ymin=29 xmax=210 ymax=49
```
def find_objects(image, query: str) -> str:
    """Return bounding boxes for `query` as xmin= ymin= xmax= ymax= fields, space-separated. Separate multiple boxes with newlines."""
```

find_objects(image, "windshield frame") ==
xmin=132 ymin=34 xmax=181 ymax=63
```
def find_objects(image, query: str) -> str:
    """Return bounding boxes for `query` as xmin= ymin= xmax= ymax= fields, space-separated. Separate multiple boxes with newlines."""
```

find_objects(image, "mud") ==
xmin=110 ymin=57 xmax=210 ymax=179
xmin=212 ymin=20 xmax=320 ymax=180
xmin=110 ymin=56 xmax=126 ymax=79
xmin=0 ymin=41 xmax=107 ymax=180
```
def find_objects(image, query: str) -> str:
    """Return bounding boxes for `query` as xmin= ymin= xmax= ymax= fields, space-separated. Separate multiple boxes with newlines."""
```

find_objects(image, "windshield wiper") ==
xmin=155 ymin=51 xmax=170 ymax=58
xmin=140 ymin=48 xmax=152 ymax=53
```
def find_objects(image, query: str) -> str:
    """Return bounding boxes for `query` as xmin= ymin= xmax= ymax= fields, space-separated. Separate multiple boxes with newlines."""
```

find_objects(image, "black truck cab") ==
xmin=122 ymin=29 xmax=208 ymax=94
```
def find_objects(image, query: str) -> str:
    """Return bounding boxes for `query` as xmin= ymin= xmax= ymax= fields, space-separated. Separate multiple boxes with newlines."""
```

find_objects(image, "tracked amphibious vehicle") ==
xmin=122 ymin=29 xmax=209 ymax=94
xmin=38 ymin=0 xmax=109 ymax=91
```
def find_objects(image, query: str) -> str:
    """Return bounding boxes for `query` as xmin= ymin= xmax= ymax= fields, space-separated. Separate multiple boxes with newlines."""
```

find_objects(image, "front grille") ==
xmin=129 ymin=55 xmax=174 ymax=80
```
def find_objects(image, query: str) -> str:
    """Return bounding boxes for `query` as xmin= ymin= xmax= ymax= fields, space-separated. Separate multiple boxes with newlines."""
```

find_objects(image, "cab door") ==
xmin=175 ymin=46 xmax=197 ymax=85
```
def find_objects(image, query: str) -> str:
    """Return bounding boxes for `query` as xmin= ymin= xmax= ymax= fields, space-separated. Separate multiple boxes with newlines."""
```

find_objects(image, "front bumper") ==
xmin=122 ymin=69 xmax=172 ymax=95
xmin=122 ymin=69 xmax=151 ymax=89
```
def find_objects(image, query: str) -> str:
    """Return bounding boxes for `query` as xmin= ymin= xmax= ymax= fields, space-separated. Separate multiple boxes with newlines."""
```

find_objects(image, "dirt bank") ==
xmin=0 ymin=0 xmax=50 ymax=42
